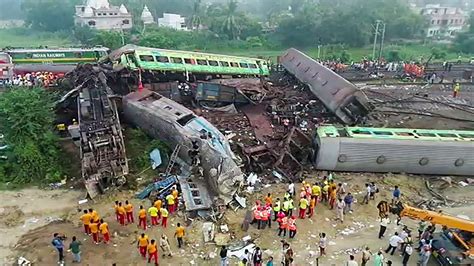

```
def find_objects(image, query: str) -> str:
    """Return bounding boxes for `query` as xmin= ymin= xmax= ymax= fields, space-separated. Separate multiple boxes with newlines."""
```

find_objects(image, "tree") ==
xmin=92 ymin=31 xmax=127 ymax=49
xmin=0 ymin=88 xmax=62 ymax=184
xmin=22 ymin=0 xmax=80 ymax=31
xmin=222 ymin=0 xmax=240 ymax=40
xmin=189 ymin=0 xmax=203 ymax=30
xmin=453 ymin=12 xmax=474 ymax=53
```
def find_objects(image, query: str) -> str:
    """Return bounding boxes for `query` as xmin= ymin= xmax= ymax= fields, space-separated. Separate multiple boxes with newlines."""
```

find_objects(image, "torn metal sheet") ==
xmin=240 ymin=104 xmax=275 ymax=142
xmin=202 ymin=222 xmax=215 ymax=242
xmin=123 ymin=89 xmax=244 ymax=203
xmin=280 ymin=48 xmax=372 ymax=125
xmin=150 ymin=149 xmax=162 ymax=169
xmin=177 ymin=175 xmax=212 ymax=211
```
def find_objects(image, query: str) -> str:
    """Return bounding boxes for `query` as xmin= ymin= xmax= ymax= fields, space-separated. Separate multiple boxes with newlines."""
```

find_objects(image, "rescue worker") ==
xmin=137 ymin=233 xmax=149 ymax=258
xmin=148 ymin=239 xmax=159 ymax=265
xmin=154 ymin=198 xmax=162 ymax=219
xmin=328 ymin=181 xmax=337 ymax=209
xmin=125 ymin=200 xmax=134 ymax=224
xmin=265 ymin=193 xmax=273 ymax=206
xmin=160 ymin=206 xmax=169 ymax=228
xmin=89 ymin=208 xmax=100 ymax=224
xmin=282 ymin=198 xmax=290 ymax=217
xmin=148 ymin=204 xmax=159 ymax=226
xmin=311 ymin=183 xmax=321 ymax=204
xmin=298 ymin=196 xmax=308 ymax=219
xmin=322 ymin=182 xmax=329 ymax=202
xmin=117 ymin=202 xmax=126 ymax=226
xmin=114 ymin=201 xmax=120 ymax=221
xmin=261 ymin=206 xmax=270 ymax=229
xmin=89 ymin=219 xmax=99 ymax=244
xmin=288 ymin=197 xmax=294 ymax=217
xmin=138 ymin=205 xmax=147 ymax=230
xmin=453 ymin=82 xmax=460 ymax=98
xmin=175 ymin=223 xmax=185 ymax=248
xmin=273 ymin=198 xmax=281 ymax=221
xmin=265 ymin=204 xmax=272 ymax=228
xmin=172 ymin=187 xmax=179 ymax=212
xmin=166 ymin=193 xmax=175 ymax=214
xmin=80 ymin=209 xmax=91 ymax=235
xmin=308 ymin=195 xmax=316 ymax=218
xmin=288 ymin=216 xmax=297 ymax=239
xmin=99 ymin=219 xmax=110 ymax=244
xmin=278 ymin=215 xmax=288 ymax=237
xmin=254 ymin=206 xmax=263 ymax=229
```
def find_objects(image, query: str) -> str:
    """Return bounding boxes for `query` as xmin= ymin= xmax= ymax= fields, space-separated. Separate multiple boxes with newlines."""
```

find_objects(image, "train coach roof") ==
xmin=106 ymin=44 xmax=264 ymax=62
xmin=4 ymin=47 xmax=109 ymax=53
xmin=317 ymin=125 xmax=474 ymax=141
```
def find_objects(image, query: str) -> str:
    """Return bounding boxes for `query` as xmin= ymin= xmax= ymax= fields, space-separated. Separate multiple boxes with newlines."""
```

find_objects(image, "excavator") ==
xmin=388 ymin=201 xmax=474 ymax=265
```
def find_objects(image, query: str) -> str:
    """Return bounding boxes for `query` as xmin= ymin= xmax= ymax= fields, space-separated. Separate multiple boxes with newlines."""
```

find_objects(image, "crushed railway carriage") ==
xmin=2 ymin=47 xmax=109 ymax=65
xmin=102 ymin=44 xmax=270 ymax=80
xmin=123 ymin=89 xmax=244 ymax=203
xmin=313 ymin=126 xmax=474 ymax=176
xmin=280 ymin=48 xmax=372 ymax=125
xmin=76 ymin=68 xmax=129 ymax=198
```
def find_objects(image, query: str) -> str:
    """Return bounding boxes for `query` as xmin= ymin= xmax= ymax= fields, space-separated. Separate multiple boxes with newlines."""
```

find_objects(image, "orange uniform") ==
xmin=138 ymin=235 xmax=149 ymax=257
xmin=89 ymin=222 xmax=99 ymax=243
xmin=154 ymin=199 xmax=162 ymax=210
xmin=265 ymin=195 xmax=272 ymax=205
xmin=125 ymin=203 xmax=134 ymax=223
xmin=99 ymin=222 xmax=110 ymax=243
xmin=147 ymin=243 xmax=158 ymax=264
xmin=138 ymin=208 xmax=147 ymax=230
xmin=80 ymin=213 xmax=91 ymax=234
xmin=117 ymin=206 xmax=126 ymax=225
xmin=91 ymin=210 xmax=100 ymax=223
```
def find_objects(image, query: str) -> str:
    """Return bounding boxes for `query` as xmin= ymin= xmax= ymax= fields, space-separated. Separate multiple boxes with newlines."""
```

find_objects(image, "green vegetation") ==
xmin=124 ymin=128 xmax=170 ymax=174
xmin=0 ymin=28 xmax=73 ymax=48
xmin=0 ymin=88 xmax=63 ymax=185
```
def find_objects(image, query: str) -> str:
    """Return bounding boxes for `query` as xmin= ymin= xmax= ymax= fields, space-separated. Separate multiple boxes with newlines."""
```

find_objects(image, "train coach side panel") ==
xmin=316 ymin=138 xmax=473 ymax=176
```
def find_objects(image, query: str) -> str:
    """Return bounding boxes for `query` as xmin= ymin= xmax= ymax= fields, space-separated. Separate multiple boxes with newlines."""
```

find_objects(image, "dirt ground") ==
xmin=3 ymin=173 xmax=473 ymax=266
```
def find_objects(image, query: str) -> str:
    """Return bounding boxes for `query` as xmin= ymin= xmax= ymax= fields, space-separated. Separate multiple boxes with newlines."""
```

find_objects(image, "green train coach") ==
xmin=2 ymin=47 xmax=109 ymax=65
xmin=104 ymin=45 xmax=270 ymax=79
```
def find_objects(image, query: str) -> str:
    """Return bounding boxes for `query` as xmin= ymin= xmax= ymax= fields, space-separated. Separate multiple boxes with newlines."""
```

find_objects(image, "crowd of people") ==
xmin=2 ymin=72 xmax=63 ymax=87
xmin=48 ymin=172 xmax=445 ymax=266
xmin=51 ymin=186 xmax=182 ymax=265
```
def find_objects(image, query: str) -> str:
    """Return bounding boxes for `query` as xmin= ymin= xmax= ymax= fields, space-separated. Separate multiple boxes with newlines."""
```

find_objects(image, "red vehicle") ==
xmin=403 ymin=63 xmax=425 ymax=78
xmin=0 ymin=52 xmax=13 ymax=84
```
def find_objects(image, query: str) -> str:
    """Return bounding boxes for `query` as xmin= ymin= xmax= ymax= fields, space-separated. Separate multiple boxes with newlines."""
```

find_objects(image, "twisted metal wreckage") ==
xmin=62 ymin=47 xmax=473 ymax=202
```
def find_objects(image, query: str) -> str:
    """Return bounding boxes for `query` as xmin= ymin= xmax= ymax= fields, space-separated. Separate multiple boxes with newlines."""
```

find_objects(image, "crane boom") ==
xmin=399 ymin=204 xmax=474 ymax=232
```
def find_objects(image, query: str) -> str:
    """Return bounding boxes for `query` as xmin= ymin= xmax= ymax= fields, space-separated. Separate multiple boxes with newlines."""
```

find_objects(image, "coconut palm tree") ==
xmin=221 ymin=0 xmax=240 ymax=40
xmin=189 ymin=0 xmax=202 ymax=30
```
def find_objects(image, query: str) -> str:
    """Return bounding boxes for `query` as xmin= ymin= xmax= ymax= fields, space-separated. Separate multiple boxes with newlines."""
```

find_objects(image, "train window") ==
xmin=220 ymin=61 xmax=229 ymax=67
xmin=459 ymin=134 xmax=474 ymax=138
xmin=230 ymin=62 xmax=239 ymax=67
xmin=184 ymin=58 xmax=195 ymax=64
xmin=372 ymin=131 xmax=393 ymax=136
xmin=156 ymin=56 xmax=170 ymax=63
xmin=196 ymin=59 xmax=208 ymax=65
xmin=395 ymin=132 xmax=414 ymax=136
xmin=171 ymin=57 xmax=183 ymax=64
xmin=352 ymin=130 xmax=371 ymax=135
xmin=139 ymin=55 xmax=155 ymax=62
xmin=208 ymin=60 xmax=219 ymax=66
xmin=416 ymin=132 xmax=436 ymax=137
xmin=177 ymin=114 xmax=196 ymax=126
xmin=249 ymin=63 xmax=257 ymax=69
xmin=437 ymin=133 xmax=457 ymax=138
xmin=239 ymin=63 xmax=249 ymax=68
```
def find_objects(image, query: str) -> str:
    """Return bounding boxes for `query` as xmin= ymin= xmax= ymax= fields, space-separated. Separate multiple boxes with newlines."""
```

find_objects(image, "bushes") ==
xmin=0 ymin=88 xmax=63 ymax=184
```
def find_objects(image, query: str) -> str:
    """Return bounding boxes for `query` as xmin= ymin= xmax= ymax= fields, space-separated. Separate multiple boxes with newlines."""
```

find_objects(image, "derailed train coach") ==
xmin=123 ymin=89 xmax=244 ymax=203
xmin=313 ymin=125 xmax=474 ymax=176
xmin=280 ymin=48 xmax=372 ymax=125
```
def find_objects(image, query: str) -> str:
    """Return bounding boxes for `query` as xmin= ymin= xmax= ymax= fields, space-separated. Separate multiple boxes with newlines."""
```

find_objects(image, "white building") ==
xmin=74 ymin=0 xmax=133 ymax=30
xmin=141 ymin=5 xmax=155 ymax=25
xmin=157 ymin=13 xmax=188 ymax=31
xmin=421 ymin=4 xmax=468 ymax=38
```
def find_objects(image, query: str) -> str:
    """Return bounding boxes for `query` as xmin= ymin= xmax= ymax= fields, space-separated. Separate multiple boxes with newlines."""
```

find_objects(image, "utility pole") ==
xmin=378 ymin=22 xmax=386 ymax=62
xmin=372 ymin=20 xmax=381 ymax=61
